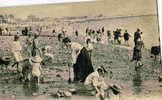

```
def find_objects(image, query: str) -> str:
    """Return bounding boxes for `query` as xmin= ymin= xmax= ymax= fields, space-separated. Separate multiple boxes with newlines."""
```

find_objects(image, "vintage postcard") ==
xmin=0 ymin=0 xmax=161 ymax=100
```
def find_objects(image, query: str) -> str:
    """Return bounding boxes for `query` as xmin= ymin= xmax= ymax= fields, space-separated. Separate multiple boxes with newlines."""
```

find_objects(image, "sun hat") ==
xmin=1 ymin=56 xmax=13 ymax=62
xmin=110 ymin=84 xmax=122 ymax=95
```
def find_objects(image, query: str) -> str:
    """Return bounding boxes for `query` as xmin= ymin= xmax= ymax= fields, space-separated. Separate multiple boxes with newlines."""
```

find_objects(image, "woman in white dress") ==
xmin=29 ymin=55 xmax=42 ymax=85
xmin=62 ymin=37 xmax=94 ymax=82
xmin=11 ymin=35 xmax=23 ymax=71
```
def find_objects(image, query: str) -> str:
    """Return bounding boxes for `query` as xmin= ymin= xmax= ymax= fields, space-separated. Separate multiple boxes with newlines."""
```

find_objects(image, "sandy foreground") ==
xmin=0 ymin=93 xmax=162 ymax=100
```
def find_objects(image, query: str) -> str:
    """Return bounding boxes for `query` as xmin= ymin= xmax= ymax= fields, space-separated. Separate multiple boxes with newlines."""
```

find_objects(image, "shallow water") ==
xmin=0 ymin=71 xmax=162 ymax=100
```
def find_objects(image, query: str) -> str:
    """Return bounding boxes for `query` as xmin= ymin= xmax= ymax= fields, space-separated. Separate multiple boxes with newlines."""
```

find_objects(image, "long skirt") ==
xmin=73 ymin=47 xmax=94 ymax=82
xmin=31 ymin=48 xmax=41 ymax=57
xmin=133 ymin=48 xmax=142 ymax=61
xmin=32 ymin=64 xmax=41 ymax=78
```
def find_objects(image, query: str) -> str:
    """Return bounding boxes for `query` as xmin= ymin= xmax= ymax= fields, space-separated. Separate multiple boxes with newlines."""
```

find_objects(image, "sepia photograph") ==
xmin=0 ymin=0 xmax=161 ymax=100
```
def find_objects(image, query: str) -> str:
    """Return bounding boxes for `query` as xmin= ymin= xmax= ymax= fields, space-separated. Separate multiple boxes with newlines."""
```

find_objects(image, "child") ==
xmin=85 ymin=66 xmax=121 ymax=100
xmin=29 ymin=55 xmax=42 ymax=85
xmin=41 ymin=46 xmax=54 ymax=64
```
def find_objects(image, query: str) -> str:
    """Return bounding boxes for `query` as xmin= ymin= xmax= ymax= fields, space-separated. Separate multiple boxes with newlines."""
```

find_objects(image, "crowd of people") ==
xmin=0 ymin=23 xmax=159 ymax=100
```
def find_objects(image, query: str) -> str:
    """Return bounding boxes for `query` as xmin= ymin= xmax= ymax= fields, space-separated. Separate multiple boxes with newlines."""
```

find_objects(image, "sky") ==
xmin=0 ymin=0 xmax=158 ymax=19
xmin=0 ymin=0 xmax=95 ymax=7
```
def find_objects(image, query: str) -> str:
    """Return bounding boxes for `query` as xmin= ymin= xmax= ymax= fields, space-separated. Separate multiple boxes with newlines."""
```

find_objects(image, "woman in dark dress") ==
xmin=132 ymin=38 xmax=144 ymax=67
xmin=62 ymin=37 xmax=94 ymax=82
xmin=31 ymin=34 xmax=41 ymax=57
xmin=123 ymin=30 xmax=131 ymax=46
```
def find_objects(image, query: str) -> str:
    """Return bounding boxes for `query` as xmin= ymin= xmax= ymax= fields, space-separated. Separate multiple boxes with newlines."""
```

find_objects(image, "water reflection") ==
xmin=71 ymin=96 xmax=97 ymax=100
xmin=23 ymin=83 xmax=39 ymax=96
xmin=132 ymin=68 xmax=142 ymax=94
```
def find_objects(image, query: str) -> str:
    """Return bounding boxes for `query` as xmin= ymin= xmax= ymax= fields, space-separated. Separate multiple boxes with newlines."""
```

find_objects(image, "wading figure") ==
xmin=31 ymin=34 xmax=41 ymax=57
xmin=52 ymin=29 xmax=56 ymax=34
xmin=21 ymin=58 xmax=32 ymax=83
xmin=22 ymin=27 xmax=29 ymax=36
xmin=11 ymin=35 xmax=23 ymax=72
xmin=75 ymin=30 xmax=79 ymax=37
xmin=151 ymin=46 xmax=161 ymax=64
xmin=29 ymin=55 xmax=42 ymax=86
xmin=140 ymin=32 xmax=144 ymax=41
xmin=0 ymin=27 xmax=2 ymax=35
xmin=86 ymin=27 xmax=89 ymax=36
xmin=102 ymin=27 xmax=105 ymax=33
xmin=134 ymin=28 xmax=141 ymax=46
xmin=132 ymin=38 xmax=144 ymax=67
xmin=107 ymin=30 xmax=113 ymax=43
xmin=57 ymin=33 xmax=64 ymax=41
xmin=113 ymin=29 xmax=122 ymax=44
xmin=123 ymin=30 xmax=131 ymax=46
xmin=25 ymin=34 xmax=33 ymax=57
xmin=52 ymin=29 xmax=56 ymax=37
xmin=61 ymin=27 xmax=66 ymax=37
xmin=62 ymin=37 xmax=94 ymax=82
xmin=3 ymin=28 xmax=9 ymax=35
